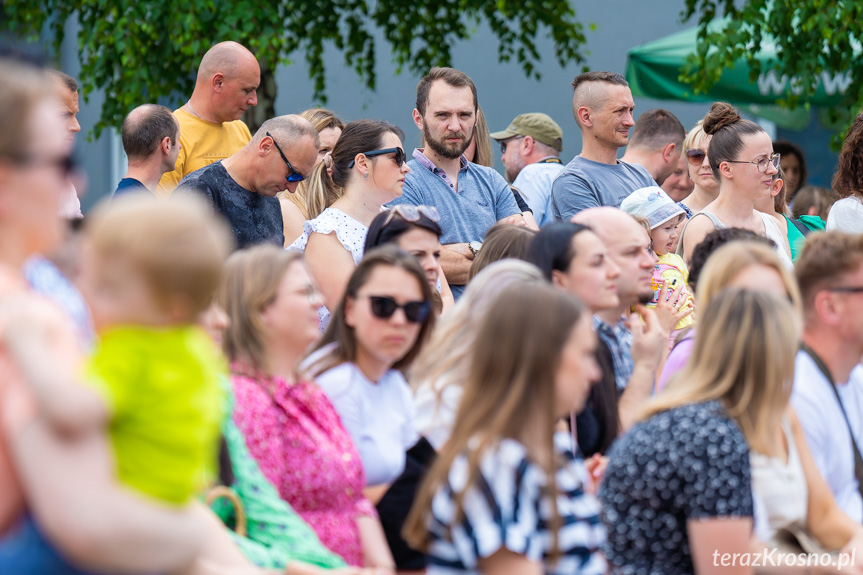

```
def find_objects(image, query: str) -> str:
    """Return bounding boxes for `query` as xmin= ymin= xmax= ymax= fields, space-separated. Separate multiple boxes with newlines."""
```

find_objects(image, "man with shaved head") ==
xmin=175 ymin=115 xmax=318 ymax=249
xmin=158 ymin=41 xmax=260 ymax=195
xmin=114 ymin=104 xmax=180 ymax=196
xmin=551 ymin=72 xmax=654 ymax=221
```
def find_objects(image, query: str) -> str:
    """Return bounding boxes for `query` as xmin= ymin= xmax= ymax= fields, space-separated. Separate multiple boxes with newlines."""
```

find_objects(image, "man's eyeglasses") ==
xmin=381 ymin=205 xmax=441 ymax=228
xmin=725 ymin=153 xmax=781 ymax=174
xmin=348 ymin=147 xmax=406 ymax=168
xmin=685 ymin=148 xmax=707 ymax=166
xmin=366 ymin=295 xmax=431 ymax=324
xmin=266 ymin=131 xmax=305 ymax=183
xmin=499 ymin=136 xmax=525 ymax=155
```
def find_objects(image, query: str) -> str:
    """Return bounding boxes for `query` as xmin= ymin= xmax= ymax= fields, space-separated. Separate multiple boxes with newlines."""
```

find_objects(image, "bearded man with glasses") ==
xmin=176 ymin=114 xmax=318 ymax=249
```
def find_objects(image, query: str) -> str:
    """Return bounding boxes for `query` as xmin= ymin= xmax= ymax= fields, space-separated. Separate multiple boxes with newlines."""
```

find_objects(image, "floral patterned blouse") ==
xmin=231 ymin=365 xmax=377 ymax=566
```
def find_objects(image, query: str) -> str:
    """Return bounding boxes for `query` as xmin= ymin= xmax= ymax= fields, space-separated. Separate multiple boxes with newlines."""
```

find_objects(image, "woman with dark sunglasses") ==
xmin=304 ymin=246 xmax=435 ymax=504
xmin=679 ymin=120 xmax=720 ymax=218
xmin=289 ymin=120 xmax=411 ymax=332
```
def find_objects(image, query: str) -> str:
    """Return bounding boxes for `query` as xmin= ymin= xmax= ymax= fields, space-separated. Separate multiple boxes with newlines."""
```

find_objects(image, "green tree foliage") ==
xmin=1 ymin=0 xmax=588 ymax=136
xmin=681 ymin=0 xmax=862 ymax=138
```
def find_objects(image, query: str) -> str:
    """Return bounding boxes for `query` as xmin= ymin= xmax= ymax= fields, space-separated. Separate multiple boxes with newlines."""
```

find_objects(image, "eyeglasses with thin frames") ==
xmin=725 ymin=153 xmax=781 ymax=173
xmin=289 ymin=284 xmax=321 ymax=305
xmin=266 ymin=131 xmax=305 ymax=183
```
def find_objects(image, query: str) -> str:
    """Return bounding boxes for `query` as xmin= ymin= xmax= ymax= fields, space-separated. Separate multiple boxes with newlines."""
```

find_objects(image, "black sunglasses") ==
xmin=367 ymin=295 xmax=430 ymax=323
xmin=499 ymin=136 xmax=525 ymax=155
xmin=266 ymin=131 xmax=305 ymax=183
xmin=685 ymin=148 xmax=707 ymax=166
xmin=348 ymin=147 xmax=406 ymax=168
xmin=7 ymin=152 xmax=76 ymax=177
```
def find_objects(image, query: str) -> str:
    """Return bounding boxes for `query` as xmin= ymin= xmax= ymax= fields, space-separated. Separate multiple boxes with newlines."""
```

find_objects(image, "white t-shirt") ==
xmin=512 ymin=159 xmax=564 ymax=227
xmin=790 ymin=351 xmax=863 ymax=522
xmin=316 ymin=362 xmax=419 ymax=486
xmin=413 ymin=380 xmax=463 ymax=450
xmin=826 ymin=196 xmax=863 ymax=233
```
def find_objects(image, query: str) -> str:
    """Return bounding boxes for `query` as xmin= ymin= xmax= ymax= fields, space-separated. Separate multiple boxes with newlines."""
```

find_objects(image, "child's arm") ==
xmin=0 ymin=296 xmax=107 ymax=434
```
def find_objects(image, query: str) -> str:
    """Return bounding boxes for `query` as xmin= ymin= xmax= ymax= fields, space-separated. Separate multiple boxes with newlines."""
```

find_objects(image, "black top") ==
xmin=175 ymin=161 xmax=284 ymax=250
xmin=599 ymin=400 xmax=753 ymax=575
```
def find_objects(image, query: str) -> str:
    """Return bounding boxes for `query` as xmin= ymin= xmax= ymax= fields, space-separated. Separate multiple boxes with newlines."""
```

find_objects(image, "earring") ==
xmin=364 ymin=172 xmax=368 ymax=179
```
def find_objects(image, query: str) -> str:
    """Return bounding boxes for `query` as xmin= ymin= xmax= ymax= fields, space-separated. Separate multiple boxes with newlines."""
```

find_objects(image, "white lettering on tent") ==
xmin=757 ymin=70 xmax=787 ymax=95
xmin=822 ymin=72 xmax=852 ymax=95
xmin=756 ymin=69 xmax=851 ymax=96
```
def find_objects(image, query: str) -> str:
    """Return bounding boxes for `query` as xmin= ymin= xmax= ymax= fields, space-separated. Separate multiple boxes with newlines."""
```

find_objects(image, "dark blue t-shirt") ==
xmin=113 ymin=177 xmax=151 ymax=198
xmin=175 ymin=161 xmax=284 ymax=250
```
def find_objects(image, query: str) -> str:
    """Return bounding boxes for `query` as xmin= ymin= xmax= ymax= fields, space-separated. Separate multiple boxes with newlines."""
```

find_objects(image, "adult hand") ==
xmin=653 ymin=281 xmax=694 ymax=335
xmin=628 ymin=305 xmax=666 ymax=371
xmin=500 ymin=215 xmax=528 ymax=227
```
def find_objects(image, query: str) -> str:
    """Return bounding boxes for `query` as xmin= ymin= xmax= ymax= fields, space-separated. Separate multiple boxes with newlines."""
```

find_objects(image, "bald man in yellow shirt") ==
xmin=157 ymin=41 xmax=260 ymax=196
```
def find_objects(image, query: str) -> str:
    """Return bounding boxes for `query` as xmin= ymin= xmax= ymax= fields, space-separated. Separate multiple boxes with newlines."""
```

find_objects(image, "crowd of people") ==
xmin=3 ymin=37 xmax=863 ymax=575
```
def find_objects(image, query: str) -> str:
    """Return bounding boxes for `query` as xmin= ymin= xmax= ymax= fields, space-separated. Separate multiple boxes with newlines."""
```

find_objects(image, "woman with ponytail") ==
xmin=289 ymin=120 xmax=411 ymax=330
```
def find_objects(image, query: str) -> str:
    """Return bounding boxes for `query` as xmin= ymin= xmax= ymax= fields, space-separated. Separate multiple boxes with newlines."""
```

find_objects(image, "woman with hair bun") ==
xmin=677 ymin=103 xmax=791 ymax=266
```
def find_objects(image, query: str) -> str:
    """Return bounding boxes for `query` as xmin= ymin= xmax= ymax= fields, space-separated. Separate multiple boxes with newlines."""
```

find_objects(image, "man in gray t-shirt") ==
xmin=551 ymin=71 xmax=655 ymax=221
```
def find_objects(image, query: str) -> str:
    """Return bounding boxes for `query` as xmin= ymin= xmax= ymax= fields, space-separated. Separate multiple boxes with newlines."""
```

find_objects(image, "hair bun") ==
xmin=702 ymin=102 xmax=741 ymax=135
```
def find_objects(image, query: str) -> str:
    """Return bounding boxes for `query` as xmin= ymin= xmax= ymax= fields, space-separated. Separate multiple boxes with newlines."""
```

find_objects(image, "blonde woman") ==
xmin=411 ymin=260 xmax=544 ymax=450
xmin=405 ymin=282 xmax=606 ymax=574
xmin=658 ymin=239 xmax=799 ymax=391
xmin=602 ymin=289 xmax=863 ymax=574
xmin=679 ymin=120 xmax=719 ymax=217
xmin=279 ymin=108 xmax=345 ymax=245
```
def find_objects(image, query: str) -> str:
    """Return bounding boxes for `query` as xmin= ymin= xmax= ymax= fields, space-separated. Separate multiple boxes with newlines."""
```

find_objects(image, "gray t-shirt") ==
xmin=551 ymin=156 xmax=655 ymax=221
xmin=175 ymin=161 xmax=284 ymax=250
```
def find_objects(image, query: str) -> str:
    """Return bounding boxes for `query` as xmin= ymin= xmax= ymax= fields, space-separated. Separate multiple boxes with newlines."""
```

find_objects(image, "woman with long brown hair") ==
xmin=404 ymin=282 xmax=606 ymax=575
xmin=827 ymin=112 xmax=863 ymax=233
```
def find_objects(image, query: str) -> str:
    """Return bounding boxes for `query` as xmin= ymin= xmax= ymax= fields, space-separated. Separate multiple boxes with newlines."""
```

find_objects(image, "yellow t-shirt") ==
xmin=84 ymin=325 xmax=225 ymax=505
xmin=157 ymin=108 xmax=252 ymax=196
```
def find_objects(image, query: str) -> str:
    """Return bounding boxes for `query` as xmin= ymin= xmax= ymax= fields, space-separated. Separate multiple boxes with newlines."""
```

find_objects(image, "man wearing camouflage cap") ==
xmin=491 ymin=113 xmax=564 ymax=227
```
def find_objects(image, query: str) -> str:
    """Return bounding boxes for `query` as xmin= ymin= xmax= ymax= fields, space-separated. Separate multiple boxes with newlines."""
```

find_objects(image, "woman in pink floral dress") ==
xmin=221 ymin=245 xmax=394 ymax=571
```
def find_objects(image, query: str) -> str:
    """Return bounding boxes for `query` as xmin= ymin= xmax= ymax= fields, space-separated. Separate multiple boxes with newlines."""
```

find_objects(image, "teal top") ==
xmin=212 ymin=381 xmax=346 ymax=569
xmin=782 ymin=214 xmax=806 ymax=262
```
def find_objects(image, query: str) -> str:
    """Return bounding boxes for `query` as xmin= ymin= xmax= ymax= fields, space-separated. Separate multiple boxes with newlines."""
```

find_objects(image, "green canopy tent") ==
xmin=625 ymin=21 xmax=853 ymax=130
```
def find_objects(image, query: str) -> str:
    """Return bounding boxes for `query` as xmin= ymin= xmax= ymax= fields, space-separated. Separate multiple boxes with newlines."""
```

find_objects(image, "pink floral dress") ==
xmin=231 ymin=365 xmax=377 ymax=566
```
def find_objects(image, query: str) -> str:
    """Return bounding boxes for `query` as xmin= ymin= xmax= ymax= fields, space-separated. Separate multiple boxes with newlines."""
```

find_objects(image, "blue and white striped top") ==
xmin=426 ymin=432 xmax=606 ymax=575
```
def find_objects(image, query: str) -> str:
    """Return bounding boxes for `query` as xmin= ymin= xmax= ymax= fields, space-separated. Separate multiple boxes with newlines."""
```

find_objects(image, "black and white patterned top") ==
xmin=426 ymin=432 xmax=606 ymax=575
xmin=288 ymin=208 xmax=368 ymax=331
xmin=599 ymin=400 xmax=753 ymax=575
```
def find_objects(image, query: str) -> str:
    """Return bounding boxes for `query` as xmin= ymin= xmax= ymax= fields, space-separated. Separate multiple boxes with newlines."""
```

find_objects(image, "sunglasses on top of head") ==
xmin=266 ymin=131 xmax=305 ymax=183
xmin=365 ymin=295 xmax=430 ymax=323
xmin=348 ymin=147 xmax=406 ymax=168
